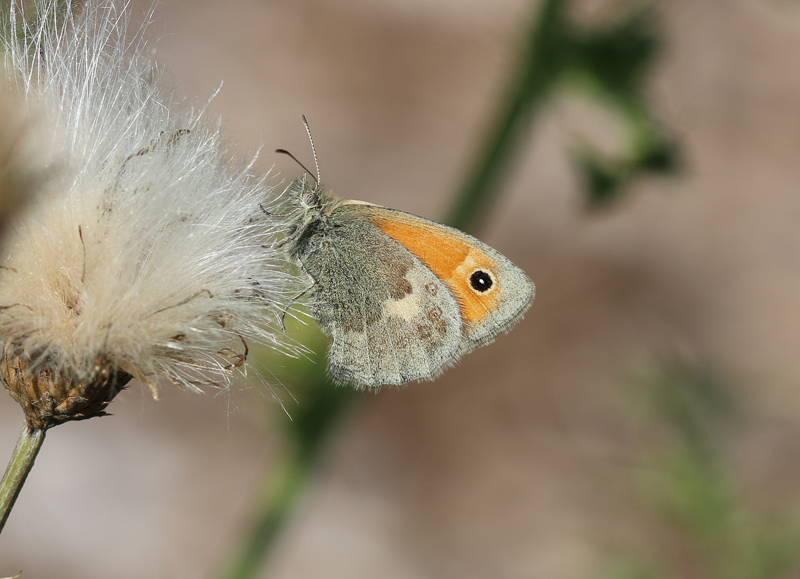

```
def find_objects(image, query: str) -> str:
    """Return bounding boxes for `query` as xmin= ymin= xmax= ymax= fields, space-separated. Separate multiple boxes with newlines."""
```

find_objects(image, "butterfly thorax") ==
xmin=284 ymin=175 xmax=344 ymax=262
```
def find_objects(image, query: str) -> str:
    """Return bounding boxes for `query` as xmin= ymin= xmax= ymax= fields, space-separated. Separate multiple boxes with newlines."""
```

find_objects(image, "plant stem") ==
xmin=0 ymin=424 xmax=45 ymax=533
xmin=445 ymin=0 xmax=566 ymax=233
xmin=217 ymin=448 xmax=312 ymax=579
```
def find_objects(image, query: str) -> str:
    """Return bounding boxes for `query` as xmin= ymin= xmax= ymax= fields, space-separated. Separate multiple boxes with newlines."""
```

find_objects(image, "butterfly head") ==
xmin=295 ymin=173 xmax=323 ymax=210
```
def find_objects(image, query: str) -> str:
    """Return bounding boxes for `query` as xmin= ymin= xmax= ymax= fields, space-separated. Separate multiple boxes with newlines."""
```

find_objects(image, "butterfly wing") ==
xmin=359 ymin=204 xmax=535 ymax=355
xmin=300 ymin=205 xmax=464 ymax=388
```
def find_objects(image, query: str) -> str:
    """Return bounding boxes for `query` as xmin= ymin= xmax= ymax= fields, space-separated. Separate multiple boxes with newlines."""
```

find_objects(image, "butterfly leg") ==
xmin=279 ymin=260 xmax=317 ymax=332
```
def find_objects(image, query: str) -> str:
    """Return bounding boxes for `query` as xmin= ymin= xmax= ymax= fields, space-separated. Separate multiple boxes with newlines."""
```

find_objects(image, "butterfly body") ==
xmin=283 ymin=174 xmax=534 ymax=389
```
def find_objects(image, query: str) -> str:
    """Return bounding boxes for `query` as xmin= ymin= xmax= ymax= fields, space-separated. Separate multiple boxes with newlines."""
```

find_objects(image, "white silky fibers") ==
xmin=0 ymin=0 xmax=293 ymax=397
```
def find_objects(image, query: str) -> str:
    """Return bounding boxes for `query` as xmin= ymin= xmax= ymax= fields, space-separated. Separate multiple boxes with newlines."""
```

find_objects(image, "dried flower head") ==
xmin=0 ymin=0 xmax=293 ymax=429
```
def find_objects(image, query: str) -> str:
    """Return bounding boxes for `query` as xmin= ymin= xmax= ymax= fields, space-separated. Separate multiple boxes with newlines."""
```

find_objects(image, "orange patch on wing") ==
xmin=371 ymin=213 xmax=500 ymax=324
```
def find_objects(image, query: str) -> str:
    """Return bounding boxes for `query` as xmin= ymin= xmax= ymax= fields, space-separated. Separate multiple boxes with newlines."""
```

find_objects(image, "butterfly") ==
xmin=277 ymin=121 xmax=534 ymax=389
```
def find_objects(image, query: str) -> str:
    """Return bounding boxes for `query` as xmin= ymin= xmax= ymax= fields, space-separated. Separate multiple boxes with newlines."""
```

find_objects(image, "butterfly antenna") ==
xmin=275 ymin=148 xmax=318 ymax=184
xmin=302 ymin=115 xmax=321 ymax=184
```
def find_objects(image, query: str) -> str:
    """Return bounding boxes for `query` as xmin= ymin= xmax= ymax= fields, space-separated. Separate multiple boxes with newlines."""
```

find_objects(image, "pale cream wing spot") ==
xmin=383 ymin=287 xmax=423 ymax=321
xmin=327 ymin=254 xmax=463 ymax=388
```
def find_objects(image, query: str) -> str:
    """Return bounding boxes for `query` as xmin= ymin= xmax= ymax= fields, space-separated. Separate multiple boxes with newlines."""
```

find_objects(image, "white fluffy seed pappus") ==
xmin=0 ymin=0 xmax=295 ymax=400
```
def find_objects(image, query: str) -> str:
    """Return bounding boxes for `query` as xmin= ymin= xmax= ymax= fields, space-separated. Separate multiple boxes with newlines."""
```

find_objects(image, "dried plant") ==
xmin=0 ymin=0 xmax=295 ymax=531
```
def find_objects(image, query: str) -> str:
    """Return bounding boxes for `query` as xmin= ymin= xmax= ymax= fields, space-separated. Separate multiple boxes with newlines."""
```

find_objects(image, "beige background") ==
xmin=5 ymin=0 xmax=800 ymax=577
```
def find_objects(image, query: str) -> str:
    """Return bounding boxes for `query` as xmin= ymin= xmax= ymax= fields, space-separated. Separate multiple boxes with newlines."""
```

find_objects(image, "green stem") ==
xmin=445 ymin=0 xmax=566 ymax=232
xmin=0 ymin=424 xmax=45 ymax=533
xmin=216 ymin=449 xmax=312 ymax=579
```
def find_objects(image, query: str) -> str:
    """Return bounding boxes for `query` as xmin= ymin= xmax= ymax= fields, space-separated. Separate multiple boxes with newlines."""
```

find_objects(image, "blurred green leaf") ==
xmin=568 ymin=9 xmax=659 ymax=101
xmin=644 ymin=361 xmax=736 ymax=457
xmin=610 ymin=360 xmax=800 ymax=579
xmin=449 ymin=0 xmax=677 ymax=229
xmin=605 ymin=555 xmax=666 ymax=579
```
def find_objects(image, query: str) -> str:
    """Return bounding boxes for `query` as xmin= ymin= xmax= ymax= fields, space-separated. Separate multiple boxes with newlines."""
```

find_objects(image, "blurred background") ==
xmin=6 ymin=0 xmax=800 ymax=577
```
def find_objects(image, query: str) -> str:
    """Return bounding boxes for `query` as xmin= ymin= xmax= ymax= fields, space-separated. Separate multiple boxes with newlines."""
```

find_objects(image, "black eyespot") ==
xmin=470 ymin=270 xmax=493 ymax=292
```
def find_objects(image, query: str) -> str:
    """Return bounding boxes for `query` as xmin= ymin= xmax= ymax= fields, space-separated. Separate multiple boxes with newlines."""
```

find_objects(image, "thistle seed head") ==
xmin=0 ymin=0 xmax=296 ymax=427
